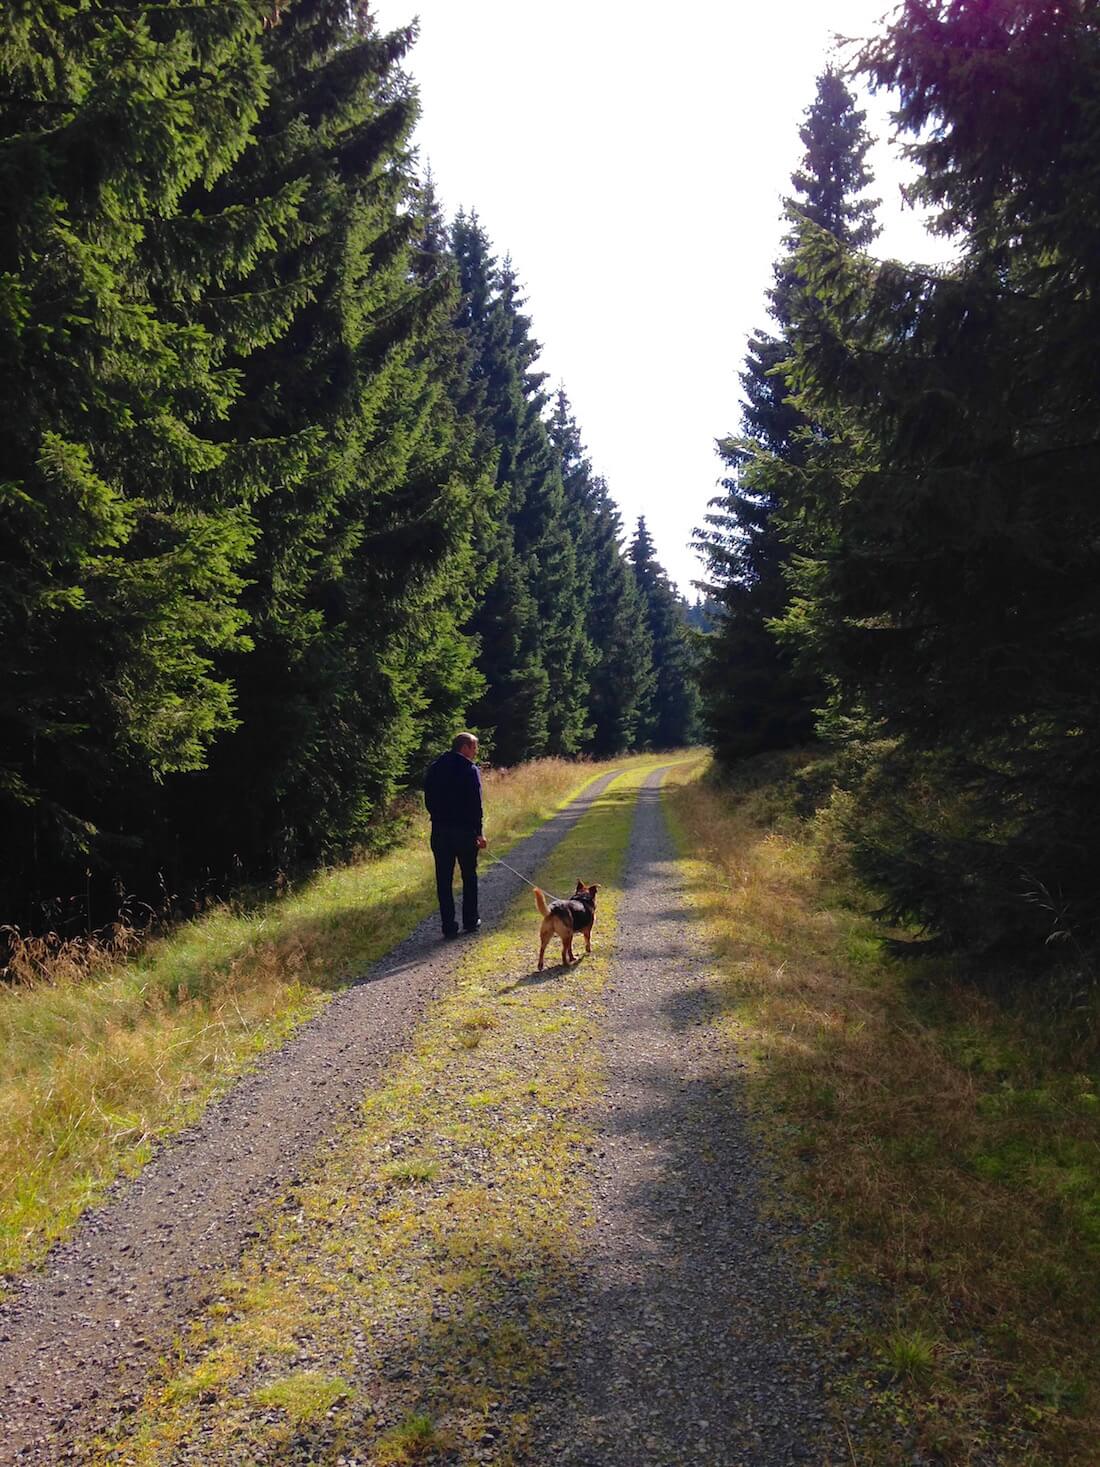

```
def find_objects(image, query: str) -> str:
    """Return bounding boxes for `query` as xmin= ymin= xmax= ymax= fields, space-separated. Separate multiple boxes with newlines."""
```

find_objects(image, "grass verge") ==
xmin=91 ymin=759 xmax=678 ymax=1465
xmin=0 ymin=755 xmax=663 ymax=1284
xmin=663 ymin=752 xmax=1100 ymax=1466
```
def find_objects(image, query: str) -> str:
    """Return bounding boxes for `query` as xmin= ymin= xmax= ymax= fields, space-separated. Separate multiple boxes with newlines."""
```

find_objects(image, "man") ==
xmin=424 ymin=731 xmax=488 ymax=939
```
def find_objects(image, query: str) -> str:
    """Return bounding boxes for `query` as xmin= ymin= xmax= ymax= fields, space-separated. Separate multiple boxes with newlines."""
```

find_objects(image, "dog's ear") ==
xmin=575 ymin=879 xmax=585 ymax=892
xmin=588 ymin=883 xmax=599 ymax=895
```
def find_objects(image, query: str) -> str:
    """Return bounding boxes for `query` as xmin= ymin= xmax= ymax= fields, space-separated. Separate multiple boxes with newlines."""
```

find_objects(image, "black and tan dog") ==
xmin=534 ymin=881 xmax=599 ymax=970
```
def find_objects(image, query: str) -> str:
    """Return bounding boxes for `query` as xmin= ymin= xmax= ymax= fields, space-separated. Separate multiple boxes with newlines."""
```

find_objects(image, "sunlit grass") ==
xmin=665 ymin=753 xmax=1100 ymax=1466
xmin=251 ymin=1371 xmax=352 ymax=1424
xmin=0 ymin=754 xmax=663 ymax=1281
xmin=380 ymin=1157 xmax=440 ymax=1185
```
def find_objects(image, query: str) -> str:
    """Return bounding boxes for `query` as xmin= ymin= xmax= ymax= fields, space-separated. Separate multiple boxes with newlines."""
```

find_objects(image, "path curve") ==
xmin=0 ymin=770 xmax=621 ymax=1465
xmin=534 ymin=766 xmax=844 ymax=1465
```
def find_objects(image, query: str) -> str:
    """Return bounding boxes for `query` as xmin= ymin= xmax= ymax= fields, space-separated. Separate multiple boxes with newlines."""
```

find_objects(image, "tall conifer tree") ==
xmin=450 ymin=217 xmax=593 ymax=762
xmin=548 ymin=390 xmax=653 ymax=754
xmin=498 ymin=266 xmax=592 ymax=756
xmin=630 ymin=518 xmax=699 ymax=749
xmin=168 ymin=1 xmax=486 ymax=873
xmin=696 ymin=68 xmax=878 ymax=763
xmin=0 ymin=0 xmax=295 ymax=919
xmin=775 ymin=0 xmax=1100 ymax=959
xmin=451 ymin=214 xmax=549 ymax=765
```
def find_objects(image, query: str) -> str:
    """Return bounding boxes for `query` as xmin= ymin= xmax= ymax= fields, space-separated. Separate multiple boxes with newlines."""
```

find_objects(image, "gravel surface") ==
xmin=0 ymin=771 xmax=621 ymax=1466
xmin=532 ymin=766 xmax=848 ymax=1466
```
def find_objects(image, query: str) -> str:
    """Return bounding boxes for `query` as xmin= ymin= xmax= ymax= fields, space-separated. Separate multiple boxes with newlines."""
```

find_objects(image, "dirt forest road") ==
xmin=0 ymin=773 xmax=622 ymax=1464
xmin=1 ymin=763 xmax=857 ymax=1465
xmin=529 ymin=767 xmax=841 ymax=1465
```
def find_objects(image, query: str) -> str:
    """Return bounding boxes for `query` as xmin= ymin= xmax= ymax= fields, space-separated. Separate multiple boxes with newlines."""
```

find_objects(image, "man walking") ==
xmin=424 ymin=731 xmax=487 ymax=939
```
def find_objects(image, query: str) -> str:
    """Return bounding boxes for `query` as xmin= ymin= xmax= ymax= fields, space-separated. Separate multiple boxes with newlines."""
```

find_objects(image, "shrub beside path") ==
xmin=0 ymin=771 xmax=622 ymax=1465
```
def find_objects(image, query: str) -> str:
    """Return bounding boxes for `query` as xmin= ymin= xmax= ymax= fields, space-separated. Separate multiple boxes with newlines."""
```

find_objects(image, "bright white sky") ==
xmin=371 ymin=0 xmax=956 ymax=595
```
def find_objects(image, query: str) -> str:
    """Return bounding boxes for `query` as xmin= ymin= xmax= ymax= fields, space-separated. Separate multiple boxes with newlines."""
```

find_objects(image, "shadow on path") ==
xmin=531 ymin=774 xmax=847 ymax=1466
xmin=215 ymin=775 xmax=851 ymax=1467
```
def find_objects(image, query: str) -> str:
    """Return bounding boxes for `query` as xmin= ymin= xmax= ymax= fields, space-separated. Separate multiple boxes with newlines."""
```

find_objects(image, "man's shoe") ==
xmin=463 ymin=919 xmax=482 ymax=934
xmin=442 ymin=926 xmax=460 ymax=940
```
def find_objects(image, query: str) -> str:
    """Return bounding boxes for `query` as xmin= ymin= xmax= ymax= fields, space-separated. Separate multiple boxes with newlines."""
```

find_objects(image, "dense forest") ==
xmin=698 ymin=0 xmax=1100 ymax=971
xmin=11 ymin=0 xmax=1095 ymax=980
xmin=0 ymin=0 xmax=699 ymax=931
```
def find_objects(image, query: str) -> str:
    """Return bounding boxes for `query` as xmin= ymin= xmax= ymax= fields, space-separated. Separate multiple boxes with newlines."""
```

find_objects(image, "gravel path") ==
xmin=534 ymin=766 xmax=847 ymax=1466
xmin=0 ymin=771 xmax=621 ymax=1466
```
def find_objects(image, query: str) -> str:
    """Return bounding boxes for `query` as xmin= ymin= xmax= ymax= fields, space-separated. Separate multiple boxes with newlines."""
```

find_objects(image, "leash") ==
xmin=483 ymin=852 xmax=564 ymax=906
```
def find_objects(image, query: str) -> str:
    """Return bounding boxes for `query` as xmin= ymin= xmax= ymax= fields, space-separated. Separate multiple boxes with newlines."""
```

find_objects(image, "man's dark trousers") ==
xmin=430 ymin=824 xmax=479 ymax=935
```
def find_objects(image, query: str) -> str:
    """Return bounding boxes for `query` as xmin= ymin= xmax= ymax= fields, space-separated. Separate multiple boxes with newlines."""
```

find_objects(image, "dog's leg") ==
xmin=584 ymin=927 xmax=591 ymax=954
xmin=538 ymin=918 xmax=551 ymax=971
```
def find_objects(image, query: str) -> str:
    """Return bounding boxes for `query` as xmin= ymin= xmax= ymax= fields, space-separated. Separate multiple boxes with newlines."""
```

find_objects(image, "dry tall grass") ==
xmin=0 ymin=755 xmax=642 ymax=1280
xmin=665 ymin=755 xmax=1100 ymax=1467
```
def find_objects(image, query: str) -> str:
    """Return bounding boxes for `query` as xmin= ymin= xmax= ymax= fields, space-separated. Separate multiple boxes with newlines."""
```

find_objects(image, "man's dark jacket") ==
xmin=424 ymin=750 xmax=483 ymax=834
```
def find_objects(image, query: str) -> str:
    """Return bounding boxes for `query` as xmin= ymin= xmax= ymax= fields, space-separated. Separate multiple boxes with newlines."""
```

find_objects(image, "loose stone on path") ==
xmin=532 ymin=765 xmax=846 ymax=1466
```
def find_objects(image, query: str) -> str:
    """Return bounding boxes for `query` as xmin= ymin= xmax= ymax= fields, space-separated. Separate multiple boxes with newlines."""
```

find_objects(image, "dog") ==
xmin=534 ymin=880 xmax=599 ymax=970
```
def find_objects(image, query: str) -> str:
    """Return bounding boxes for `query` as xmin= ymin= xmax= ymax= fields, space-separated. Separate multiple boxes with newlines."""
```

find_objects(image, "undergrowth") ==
xmin=0 ymin=755 xmax=657 ymax=1283
xmin=665 ymin=752 xmax=1100 ymax=1466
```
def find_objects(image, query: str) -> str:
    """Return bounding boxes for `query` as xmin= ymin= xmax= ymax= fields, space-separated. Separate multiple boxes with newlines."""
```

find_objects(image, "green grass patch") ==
xmin=374 ymin=1412 xmax=439 ymax=1463
xmin=882 ymin=1327 xmax=937 ymax=1386
xmin=92 ymin=757 xmax=693 ymax=1465
xmin=0 ymin=755 xmax=665 ymax=1284
xmin=380 ymin=1157 xmax=440 ymax=1185
xmin=252 ymin=1371 xmax=351 ymax=1423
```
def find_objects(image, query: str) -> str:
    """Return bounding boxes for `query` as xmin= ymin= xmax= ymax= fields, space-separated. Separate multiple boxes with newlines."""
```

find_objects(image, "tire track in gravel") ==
xmin=533 ymin=765 xmax=847 ymax=1466
xmin=0 ymin=769 xmax=622 ymax=1466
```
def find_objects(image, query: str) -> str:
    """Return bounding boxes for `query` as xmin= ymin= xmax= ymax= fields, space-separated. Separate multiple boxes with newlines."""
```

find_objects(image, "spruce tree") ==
xmin=451 ymin=214 xmax=549 ymax=765
xmin=0 ymin=1 xmax=293 ymax=921
xmin=548 ymin=389 xmax=653 ymax=754
xmin=499 ymin=266 xmax=592 ymax=756
xmin=451 ymin=218 xmax=593 ymax=762
xmin=165 ymin=1 xmax=487 ymax=875
xmin=630 ymin=519 xmax=699 ymax=749
xmin=588 ymin=538 xmax=655 ymax=754
xmin=776 ymin=0 xmax=1100 ymax=959
xmin=696 ymin=68 xmax=878 ymax=763
xmin=404 ymin=177 xmax=491 ymax=769
xmin=682 ymin=596 xmax=720 ymax=633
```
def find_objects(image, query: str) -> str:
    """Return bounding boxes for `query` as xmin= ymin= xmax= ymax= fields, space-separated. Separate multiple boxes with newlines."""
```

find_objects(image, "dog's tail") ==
xmin=533 ymin=887 xmax=551 ymax=918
